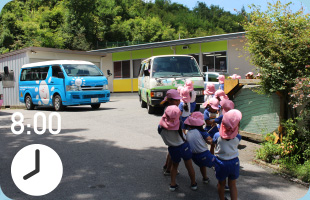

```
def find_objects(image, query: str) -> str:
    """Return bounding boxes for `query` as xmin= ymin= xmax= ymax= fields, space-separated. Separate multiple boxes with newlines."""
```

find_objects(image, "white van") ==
xmin=138 ymin=55 xmax=204 ymax=114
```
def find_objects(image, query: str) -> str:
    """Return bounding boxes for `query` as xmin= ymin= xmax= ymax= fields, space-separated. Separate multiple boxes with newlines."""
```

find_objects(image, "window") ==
xmin=203 ymin=51 xmax=227 ymax=72
xmin=20 ymin=66 xmax=49 ymax=81
xmin=133 ymin=59 xmax=141 ymax=78
xmin=52 ymin=65 xmax=63 ymax=77
xmin=113 ymin=60 xmax=130 ymax=79
xmin=189 ymin=54 xmax=200 ymax=65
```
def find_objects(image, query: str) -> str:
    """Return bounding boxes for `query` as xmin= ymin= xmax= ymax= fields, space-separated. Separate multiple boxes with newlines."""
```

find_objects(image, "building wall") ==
xmin=228 ymin=39 xmax=257 ymax=78
xmin=101 ymin=53 xmax=113 ymax=92
xmin=0 ymin=52 xmax=28 ymax=106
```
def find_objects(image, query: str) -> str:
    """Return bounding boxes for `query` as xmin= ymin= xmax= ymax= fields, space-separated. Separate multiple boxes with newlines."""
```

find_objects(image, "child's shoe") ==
xmin=190 ymin=183 xmax=198 ymax=191
xmin=202 ymin=177 xmax=210 ymax=184
xmin=163 ymin=170 xmax=171 ymax=176
xmin=169 ymin=184 xmax=179 ymax=192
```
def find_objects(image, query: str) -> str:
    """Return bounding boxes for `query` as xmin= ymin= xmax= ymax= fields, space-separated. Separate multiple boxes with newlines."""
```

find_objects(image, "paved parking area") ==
xmin=0 ymin=93 xmax=308 ymax=200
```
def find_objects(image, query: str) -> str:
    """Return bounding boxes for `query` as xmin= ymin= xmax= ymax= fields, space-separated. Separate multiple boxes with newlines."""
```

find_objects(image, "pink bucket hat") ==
xmin=159 ymin=105 xmax=181 ymax=130
xmin=220 ymin=99 xmax=235 ymax=115
xmin=217 ymin=75 xmax=225 ymax=84
xmin=202 ymin=98 xmax=219 ymax=110
xmin=204 ymin=83 xmax=216 ymax=95
xmin=236 ymin=75 xmax=241 ymax=79
xmin=245 ymin=72 xmax=254 ymax=76
xmin=184 ymin=111 xmax=205 ymax=126
xmin=230 ymin=74 xmax=238 ymax=79
xmin=180 ymin=87 xmax=191 ymax=103
xmin=215 ymin=90 xmax=228 ymax=101
xmin=220 ymin=109 xmax=242 ymax=139
xmin=160 ymin=89 xmax=181 ymax=105
xmin=184 ymin=80 xmax=194 ymax=91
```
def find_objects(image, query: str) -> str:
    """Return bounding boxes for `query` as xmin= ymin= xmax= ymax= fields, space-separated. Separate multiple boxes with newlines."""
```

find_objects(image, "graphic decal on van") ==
xmin=39 ymin=81 xmax=50 ymax=105
xmin=71 ymin=77 xmax=86 ymax=86
xmin=172 ymin=79 xmax=185 ymax=87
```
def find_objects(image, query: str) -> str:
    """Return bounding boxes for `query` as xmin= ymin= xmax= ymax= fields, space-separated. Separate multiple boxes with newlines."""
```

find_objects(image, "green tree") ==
xmin=243 ymin=1 xmax=310 ymax=119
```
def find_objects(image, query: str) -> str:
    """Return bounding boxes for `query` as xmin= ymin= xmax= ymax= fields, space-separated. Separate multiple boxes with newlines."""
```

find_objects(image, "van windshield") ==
xmin=152 ymin=56 xmax=201 ymax=78
xmin=63 ymin=64 xmax=103 ymax=76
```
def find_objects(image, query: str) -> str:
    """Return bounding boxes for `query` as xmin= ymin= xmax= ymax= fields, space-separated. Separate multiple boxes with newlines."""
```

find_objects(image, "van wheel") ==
xmin=25 ymin=95 xmax=35 ymax=110
xmin=53 ymin=95 xmax=65 ymax=111
xmin=91 ymin=104 xmax=101 ymax=109
xmin=139 ymin=94 xmax=147 ymax=108
xmin=147 ymin=97 xmax=155 ymax=114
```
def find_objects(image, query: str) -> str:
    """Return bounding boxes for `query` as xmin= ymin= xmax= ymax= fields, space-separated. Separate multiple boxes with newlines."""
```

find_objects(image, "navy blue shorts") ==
xmin=192 ymin=150 xmax=215 ymax=168
xmin=168 ymin=142 xmax=192 ymax=163
xmin=214 ymin=157 xmax=240 ymax=181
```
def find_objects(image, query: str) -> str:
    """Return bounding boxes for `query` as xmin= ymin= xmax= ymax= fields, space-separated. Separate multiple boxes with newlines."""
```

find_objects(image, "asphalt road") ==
xmin=0 ymin=93 xmax=308 ymax=200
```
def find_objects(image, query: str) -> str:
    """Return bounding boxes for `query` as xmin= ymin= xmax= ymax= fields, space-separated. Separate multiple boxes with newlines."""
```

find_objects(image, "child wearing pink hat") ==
xmin=158 ymin=105 xmax=197 ymax=191
xmin=213 ymin=109 xmax=242 ymax=200
xmin=245 ymin=72 xmax=254 ymax=79
xmin=214 ymin=90 xmax=228 ymax=102
xmin=160 ymin=89 xmax=181 ymax=176
xmin=214 ymin=99 xmax=235 ymax=129
xmin=160 ymin=89 xmax=181 ymax=108
xmin=203 ymin=98 xmax=220 ymax=155
xmin=204 ymin=83 xmax=216 ymax=102
xmin=217 ymin=75 xmax=225 ymax=90
xmin=184 ymin=112 xmax=216 ymax=184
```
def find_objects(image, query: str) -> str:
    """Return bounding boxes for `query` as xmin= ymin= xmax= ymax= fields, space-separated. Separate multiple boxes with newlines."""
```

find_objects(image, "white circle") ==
xmin=48 ymin=77 xmax=52 ymax=83
xmin=35 ymin=88 xmax=38 ymax=92
xmin=38 ymin=101 xmax=42 ymax=105
xmin=51 ymin=87 xmax=55 ymax=92
xmin=39 ymin=81 xmax=50 ymax=105
xmin=11 ymin=144 xmax=63 ymax=196
xmin=36 ymin=95 xmax=39 ymax=100
xmin=75 ymin=79 xmax=82 ymax=86
xmin=36 ymin=81 xmax=39 ymax=84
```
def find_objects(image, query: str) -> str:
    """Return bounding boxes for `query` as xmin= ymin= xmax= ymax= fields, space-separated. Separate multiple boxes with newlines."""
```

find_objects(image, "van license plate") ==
xmin=91 ymin=98 xmax=99 ymax=103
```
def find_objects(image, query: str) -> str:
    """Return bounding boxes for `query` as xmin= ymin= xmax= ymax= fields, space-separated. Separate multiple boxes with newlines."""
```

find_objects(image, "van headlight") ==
xmin=151 ymin=91 xmax=163 ymax=97
xmin=66 ymin=85 xmax=81 ymax=91
xmin=103 ymin=85 xmax=109 ymax=90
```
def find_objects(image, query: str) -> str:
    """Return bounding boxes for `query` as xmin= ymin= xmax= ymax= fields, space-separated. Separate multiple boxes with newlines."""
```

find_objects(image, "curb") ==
xmin=253 ymin=159 xmax=310 ymax=187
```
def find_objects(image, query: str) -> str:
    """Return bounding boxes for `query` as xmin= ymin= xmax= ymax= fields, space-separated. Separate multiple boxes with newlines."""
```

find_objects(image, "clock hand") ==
xmin=35 ymin=149 xmax=40 ymax=172
xmin=23 ymin=149 xmax=40 ymax=180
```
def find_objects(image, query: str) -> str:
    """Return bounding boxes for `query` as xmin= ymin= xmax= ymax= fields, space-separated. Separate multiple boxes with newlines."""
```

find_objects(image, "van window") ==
xmin=152 ymin=56 xmax=200 ymax=78
xmin=20 ymin=66 xmax=49 ymax=81
xmin=52 ymin=65 xmax=63 ymax=77
xmin=63 ymin=64 xmax=103 ymax=76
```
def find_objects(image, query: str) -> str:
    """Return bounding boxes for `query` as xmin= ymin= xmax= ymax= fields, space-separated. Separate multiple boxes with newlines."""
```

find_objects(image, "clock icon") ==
xmin=11 ymin=144 xmax=63 ymax=196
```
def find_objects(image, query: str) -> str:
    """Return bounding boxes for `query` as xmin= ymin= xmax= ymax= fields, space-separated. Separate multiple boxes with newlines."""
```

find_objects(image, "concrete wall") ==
xmin=228 ymin=39 xmax=257 ymax=78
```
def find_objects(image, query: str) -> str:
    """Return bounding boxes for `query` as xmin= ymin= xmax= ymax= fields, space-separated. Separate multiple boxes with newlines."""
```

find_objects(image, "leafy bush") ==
xmin=257 ymin=110 xmax=310 ymax=183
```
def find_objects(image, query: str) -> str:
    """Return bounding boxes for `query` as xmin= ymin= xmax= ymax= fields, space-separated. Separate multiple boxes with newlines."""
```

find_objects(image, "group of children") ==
xmin=158 ymin=80 xmax=242 ymax=200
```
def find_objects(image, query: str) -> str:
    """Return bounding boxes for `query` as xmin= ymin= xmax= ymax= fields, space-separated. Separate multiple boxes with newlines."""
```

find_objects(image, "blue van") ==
xmin=19 ymin=60 xmax=110 ymax=111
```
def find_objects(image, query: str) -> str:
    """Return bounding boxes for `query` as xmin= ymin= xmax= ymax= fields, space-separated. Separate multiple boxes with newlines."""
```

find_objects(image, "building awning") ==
xmin=89 ymin=32 xmax=246 ymax=54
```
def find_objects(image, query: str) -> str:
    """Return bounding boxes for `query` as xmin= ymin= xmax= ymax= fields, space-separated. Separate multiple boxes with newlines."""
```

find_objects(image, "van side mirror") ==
xmin=4 ymin=66 xmax=9 ymax=75
xmin=58 ymin=72 xmax=64 ymax=78
xmin=107 ymin=70 xmax=112 ymax=77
